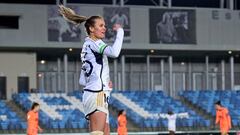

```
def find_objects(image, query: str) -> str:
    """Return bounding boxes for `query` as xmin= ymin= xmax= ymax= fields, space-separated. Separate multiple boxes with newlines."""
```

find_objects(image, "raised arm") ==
xmin=102 ymin=25 xmax=124 ymax=58
xmin=177 ymin=112 xmax=189 ymax=118
xmin=89 ymin=24 xmax=124 ymax=58
xmin=158 ymin=113 xmax=168 ymax=119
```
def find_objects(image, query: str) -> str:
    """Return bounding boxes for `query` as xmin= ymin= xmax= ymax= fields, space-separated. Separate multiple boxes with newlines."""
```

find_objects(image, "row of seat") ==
xmin=0 ymin=101 xmax=26 ymax=130
xmin=110 ymin=91 xmax=210 ymax=128
xmin=8 ymin=90 xmax=239 ymax=130
xmin=12 ymin=91 xmax=118 ymax=129
xmin=179 ymin=90 xmax=240 ymax=127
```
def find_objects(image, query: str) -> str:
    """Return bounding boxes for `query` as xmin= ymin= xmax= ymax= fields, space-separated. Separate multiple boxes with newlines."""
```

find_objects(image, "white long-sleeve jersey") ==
xmin=79 ymin=28 xmax=124 ymax=92
xmin=158 ymin=112 xmax=189 ymax=132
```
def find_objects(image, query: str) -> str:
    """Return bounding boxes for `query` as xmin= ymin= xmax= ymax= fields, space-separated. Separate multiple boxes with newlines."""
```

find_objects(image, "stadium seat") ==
xmin=0 ymin=101 xmax=26 ymax=130
xmin=180 ymin=90 xmax=239 ymax=128
xmin=12 ymin=91 xmax=117 ymax=129
xmin=110 ymin=90 xmax=209 ymax=128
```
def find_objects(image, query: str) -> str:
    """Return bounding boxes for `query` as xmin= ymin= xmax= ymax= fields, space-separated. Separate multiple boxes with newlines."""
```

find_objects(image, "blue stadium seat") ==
xmin=110 ymin=90 xmax=208 ymax=128
xmin=0 ymin=100 xmax=25 ymax=130
xmin=0 ymin=121 xmax=9 ymax=130
xmin=180 ymin=90 xmax=239 ymax=127
xmin=12 ymin=92 xmax=117 ymax=130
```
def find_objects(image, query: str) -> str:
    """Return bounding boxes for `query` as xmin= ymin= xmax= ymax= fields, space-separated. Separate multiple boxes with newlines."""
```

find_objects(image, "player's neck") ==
xmin=33 ymin=110 xmax=37 ymax=113
xmin=89 ymin=35 xmax=99 ymax=41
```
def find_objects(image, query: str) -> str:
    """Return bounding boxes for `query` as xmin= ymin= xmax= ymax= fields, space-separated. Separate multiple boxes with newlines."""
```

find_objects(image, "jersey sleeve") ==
xmin=27 ymin=111 xmax=33 ymax=120
xmin=90 ymin=28 xmax=124 ymax=58
xmin=27 ymin=113 xmax=31 ymax=120
xmin=103 ymin=28 xmax=124 ymax=58
xmin=89 ymin=40 xmax=108 ymax=54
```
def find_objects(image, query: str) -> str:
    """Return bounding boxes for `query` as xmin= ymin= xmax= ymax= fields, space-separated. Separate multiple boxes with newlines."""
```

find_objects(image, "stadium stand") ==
xmin=12 ymin=92 xmax=118 ymax=130
xmin=110 ymin=90 xmax=210 ymax=129
xmin=9 ymin=90 xmax=240 ymax=131
xmin=0 ymin=100 xmax=26 ymax=130
xmin=179 ymin=90 xmax=240 ymax=127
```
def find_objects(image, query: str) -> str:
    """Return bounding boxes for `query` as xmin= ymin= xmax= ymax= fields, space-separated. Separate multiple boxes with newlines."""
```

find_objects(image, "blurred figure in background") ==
xmin=111 ymin=11 xmax=128 ymax=28
xmin=159 ymin=110 xmax=189 ymax=135
xmin=27 ymin=102 xmax=43 ymax=135
xmin=117 ymin=110 xmax=127 ymax=135
xmin=156 ymin=12 xmax=176 ymax=43
xmin=215 ymin=101 xmax=231 ymax=135
xmin=48 ymin=15 xmax=77 ymax=42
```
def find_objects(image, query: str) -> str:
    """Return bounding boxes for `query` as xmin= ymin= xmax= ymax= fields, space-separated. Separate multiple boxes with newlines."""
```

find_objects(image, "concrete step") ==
xmin=179 ymin=96 xmax=215 ymax=127
xmin=5 ymin=100 xmax=27 ymax=121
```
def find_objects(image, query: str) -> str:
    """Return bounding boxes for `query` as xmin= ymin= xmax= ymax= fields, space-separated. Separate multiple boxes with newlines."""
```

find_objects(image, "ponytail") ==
xmin=59 ymin=5 xmax=103 ymax=35
xmin=59 ymin=5 xmax=88 ymax=25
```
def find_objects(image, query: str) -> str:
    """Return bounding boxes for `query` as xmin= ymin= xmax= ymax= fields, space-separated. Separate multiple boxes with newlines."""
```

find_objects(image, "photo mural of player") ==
xmin=48 ymin=5 xmax=81 ymax=42
xmin=104 ymin=7 xmax=131 ymax=43
xmin=149 ymin=9 xmax=196 ymax=44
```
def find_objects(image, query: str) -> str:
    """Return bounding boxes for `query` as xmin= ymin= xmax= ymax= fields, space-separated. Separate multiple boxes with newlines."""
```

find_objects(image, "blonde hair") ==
xmin=59 ymin=5 xmax=103 ymax=35
xmin=59 ymin=5 xmax=87 ymax=24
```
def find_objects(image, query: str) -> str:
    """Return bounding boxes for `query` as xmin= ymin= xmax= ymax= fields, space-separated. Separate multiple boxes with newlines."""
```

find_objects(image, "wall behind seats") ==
xmin=0 ymin=53 xmax=36 ymax=100
xmin=0 ymin=4 xmax=240 ymax=50
xmin=0 ymin=4 xmax=47 ymax=45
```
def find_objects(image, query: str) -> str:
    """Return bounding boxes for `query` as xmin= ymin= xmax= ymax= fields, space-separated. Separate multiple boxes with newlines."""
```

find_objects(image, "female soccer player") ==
xmin=159 ymin=111 xmax=189 ymax=135
xmin=117 ymin=110 xmax=128 ymax=135
xmin=215 ymin=101 xmax=232 ymax=135
xmin=27 ymin=102 xmax=43 ymax=135
xmin=59 ymin=5 xmax=124 ymax=135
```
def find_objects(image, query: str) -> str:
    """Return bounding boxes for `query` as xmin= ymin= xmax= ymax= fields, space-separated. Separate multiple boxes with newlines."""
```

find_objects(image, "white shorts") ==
xmin=83 ymin=90 xmax=110 ymax=122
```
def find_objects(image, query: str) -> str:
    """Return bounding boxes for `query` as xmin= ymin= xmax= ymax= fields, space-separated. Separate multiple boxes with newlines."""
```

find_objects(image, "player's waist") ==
xmin=83 ymin=89 xmax=111 ymax=92
xmin=84 ymin=89 xmax=103 ymax=93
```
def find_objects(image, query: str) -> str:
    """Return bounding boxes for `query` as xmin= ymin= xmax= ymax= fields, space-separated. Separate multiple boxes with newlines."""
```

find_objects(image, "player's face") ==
xmin=91 ymin=18 xmax=106 ymax=39
xmin=35 ymin=105 xmax=40 ymax=112
xmin=215 ymin=104 xmax=220 ymax=110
